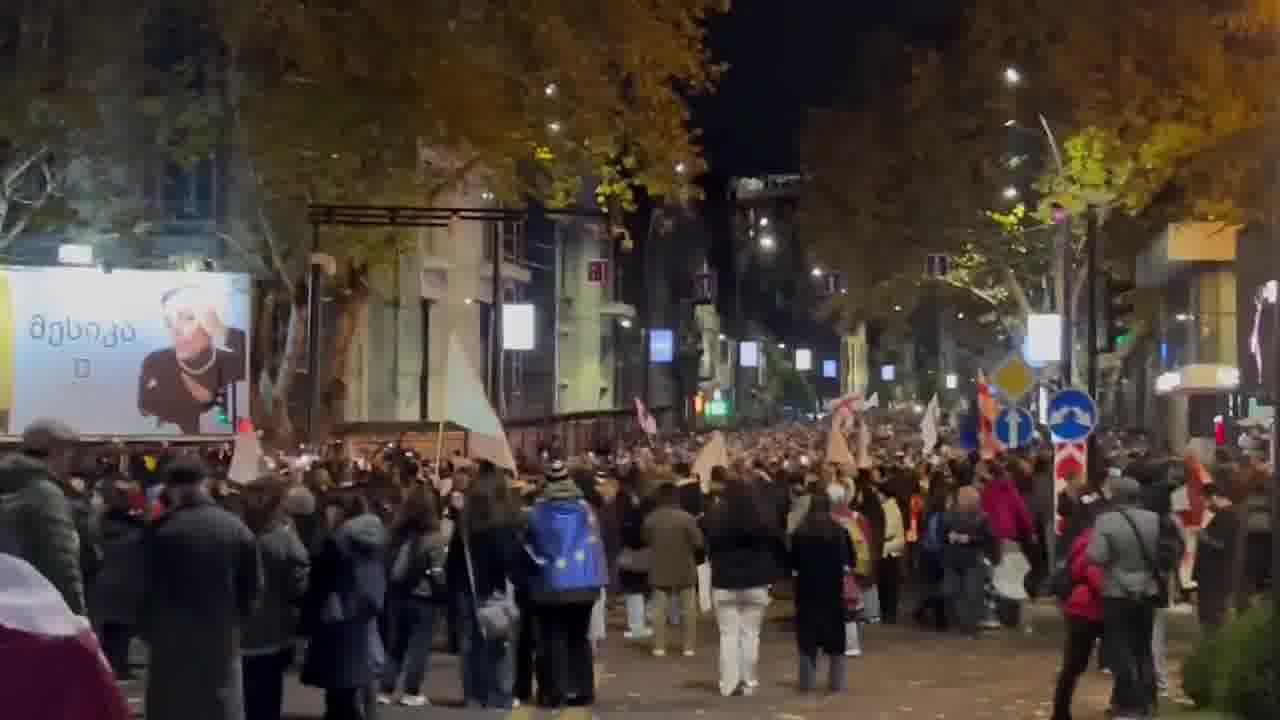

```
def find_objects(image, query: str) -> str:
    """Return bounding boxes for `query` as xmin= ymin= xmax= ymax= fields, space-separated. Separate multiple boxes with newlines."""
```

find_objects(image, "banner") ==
xmin=442 ymin=334 xmax=516 ymax=471
xmin=0 ymin=267 xmax=251 ymax=436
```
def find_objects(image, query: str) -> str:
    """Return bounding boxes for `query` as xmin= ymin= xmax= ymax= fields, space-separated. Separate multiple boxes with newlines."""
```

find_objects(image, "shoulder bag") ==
xmin=462 ymin=528 xmax=519 ymax=640
xmin=1117 ymin=510 xmax=1165 ymax=607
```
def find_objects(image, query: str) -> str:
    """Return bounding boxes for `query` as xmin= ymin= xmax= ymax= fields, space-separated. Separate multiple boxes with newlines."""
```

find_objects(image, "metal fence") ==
xmin=505 ymin=405 xmax=675 ymax=459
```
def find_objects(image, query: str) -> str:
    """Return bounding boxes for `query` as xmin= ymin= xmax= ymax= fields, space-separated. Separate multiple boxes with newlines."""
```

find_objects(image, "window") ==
xmin=483 ymin=219 xmax=524 ymax=263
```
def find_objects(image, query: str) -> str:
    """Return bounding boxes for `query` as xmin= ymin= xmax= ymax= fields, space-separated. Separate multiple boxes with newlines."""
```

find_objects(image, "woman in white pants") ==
xmin=703 ymin=471 xmax=787 ymax=697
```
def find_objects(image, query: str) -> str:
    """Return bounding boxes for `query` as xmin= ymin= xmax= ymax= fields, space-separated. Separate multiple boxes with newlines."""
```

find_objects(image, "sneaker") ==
xmin=682 ymin=649 xmax=695 ymax=657
xmin=399 ymin=694 xmax=429 ymax=707
xmin=652 ymin=648 xmax=666 ymax=657
xmin=845 ymin=648 xmax=863 ymax=658
xmin=376 ymin=694 xmax=394 ymax=706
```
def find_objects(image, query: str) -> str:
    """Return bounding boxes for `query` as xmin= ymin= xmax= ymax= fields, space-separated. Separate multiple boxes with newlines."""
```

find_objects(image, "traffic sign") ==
xmin=1053 ymin=441 xmax=1087 ymax=489
xmin=991 ymin=353 xmax=1035 ymax=401
xmin=1047 ymin=387 xmax=1097 ymax=442
xmin=995 ymin=407 xmax=1036 ymax=450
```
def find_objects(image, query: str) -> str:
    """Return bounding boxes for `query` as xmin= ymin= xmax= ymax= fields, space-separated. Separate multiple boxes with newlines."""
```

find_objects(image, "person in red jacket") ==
xmin=0 ymin=552 xmax=130 ymax=720
xmin=1051 ymin=526 xmax=1106 ymax=720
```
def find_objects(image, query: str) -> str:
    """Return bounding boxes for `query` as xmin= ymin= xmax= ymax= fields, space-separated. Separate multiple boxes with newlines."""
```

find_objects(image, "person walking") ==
xmin=141 ymin=459 xmax=262 ymax=720
xmin=789 ymin=493 xmax=854 ymax=693
xmin=942 ymin=486 xmax=997 ymax=636
xmin=1087 ymin=473 xmax=1166 ymax=720
xmin=643 ymin=482 xmax=705 ymax=658
xmin=378 ymin=486 xmax=448 ymax=707
xmin=240 ymin=477 xmax=309 ymax=720
xmin=704 ymin=472 xmax=786 ymax=697
xmin=0 ymin=420 xmax=86 ymax=615
xmin=1051 ymin=515 xmax=1106 ymax=720
xmin=525 ymin=460 xmax=609 ymax=709
xmin=90 ymin=474 xmax=148 ymax=680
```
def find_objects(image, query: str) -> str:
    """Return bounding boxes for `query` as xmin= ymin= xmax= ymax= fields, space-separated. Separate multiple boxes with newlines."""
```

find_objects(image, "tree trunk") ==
xmin=263 ymin=298 xmax=306 ymax=446
xmin=320 ymin=282 xmax=370 ymax=439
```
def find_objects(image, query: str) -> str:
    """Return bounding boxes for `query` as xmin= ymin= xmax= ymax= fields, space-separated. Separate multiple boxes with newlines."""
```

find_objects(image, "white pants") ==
xmin=1153 ymin=607 xmax=1168 ymax=694
xmin=861 ymin=585 xmax=881 ymax=623
xmin=590 ymin=589 xmax=607 ymax=643
xmin=625 ymin=593 xmax=650 ymax=636
xmin=713 ymin=587 xmax=770 ymax=696
xmin=844 ymin=621 xmax=862 ymax=656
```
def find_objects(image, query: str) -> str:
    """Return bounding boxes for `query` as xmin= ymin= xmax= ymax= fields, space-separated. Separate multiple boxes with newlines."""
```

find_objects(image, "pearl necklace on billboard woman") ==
xmin=137 ymin=285 xmax=247 ymax=434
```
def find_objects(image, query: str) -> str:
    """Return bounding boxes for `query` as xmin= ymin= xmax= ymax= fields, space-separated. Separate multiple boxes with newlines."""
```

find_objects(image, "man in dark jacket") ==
xmin=142 ymin=459 xmax=261 ymax=720
xmin=0 ymin=419 xmax=86 ymax=615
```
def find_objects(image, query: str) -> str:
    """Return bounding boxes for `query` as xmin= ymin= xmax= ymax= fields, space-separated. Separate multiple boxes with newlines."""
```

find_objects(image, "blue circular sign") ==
xmin=1047 ymin=388 xmax=1097 ymax=442
xmin=995 ymin=407 xmax=1037 ymax=449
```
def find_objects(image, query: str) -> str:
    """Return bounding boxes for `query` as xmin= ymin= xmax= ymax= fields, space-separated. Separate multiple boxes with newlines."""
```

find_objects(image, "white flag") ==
xmin=921 ymin=393 xmax=941 ymax=453
xmin=227 ymin=423 xmax=263 ymax=486
xmin=856 ymin=416 xmax=873 ymax=469
xmin=826 ymin=424 xmax=856 ymax=467
xmin=691 ymin=431 xmax=729 ymax=491
xmin=866 ymin=392 xmax=880 ymax=409
xmin=443 ymin=334 xmax=516 ymax=471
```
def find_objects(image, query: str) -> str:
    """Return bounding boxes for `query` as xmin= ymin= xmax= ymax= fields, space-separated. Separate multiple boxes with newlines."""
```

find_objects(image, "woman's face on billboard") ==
xmin=168 ymin=306 xmax=211 ymax=359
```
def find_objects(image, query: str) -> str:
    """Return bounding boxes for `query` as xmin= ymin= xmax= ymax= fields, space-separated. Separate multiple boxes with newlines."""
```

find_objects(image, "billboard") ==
xmin=739 ymin=340 xmax=759 ymax=368
xmin=502 ymin=303 xmax=535 ymax=351
xmin=822 ymin=359 xmax=837 ymax=378
xmin=0 ymin=267 xmax=252 ymax=436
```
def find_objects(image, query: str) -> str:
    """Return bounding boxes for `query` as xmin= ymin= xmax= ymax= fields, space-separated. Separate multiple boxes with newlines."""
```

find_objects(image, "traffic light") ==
xmin=212 ymin=387 xmax=230 ymax=425
xmin=1104 ymin=276 xmax=1136 ymax=352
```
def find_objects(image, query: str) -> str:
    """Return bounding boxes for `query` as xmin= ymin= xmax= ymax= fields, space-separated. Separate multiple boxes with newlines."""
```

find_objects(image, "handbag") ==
xmin=462 ymin=529 xmax=519 ymax=640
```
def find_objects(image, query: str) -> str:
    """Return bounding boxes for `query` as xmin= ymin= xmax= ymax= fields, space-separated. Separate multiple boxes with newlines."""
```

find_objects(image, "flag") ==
xmin=634 ymin=396 xmax=658 ymax=437
xmin=977 ymin=370 xmax=1000 ymax=459
xmin=443 ymin=334 xmax=516 ymax=471
xmin=921 ymin=393 xmax=941 ymax=453
xmin=227 ymin=421 xmax=264 ymax=485
xmin=691 ymin=431 xmax=729 ymax=491
xmin=826 ymin=424 xmax=856 ymax=467
xmin=831 ymin=391 xmax=863 ymax=435
xmin=866 ymin=392 xmax=880 ymax=409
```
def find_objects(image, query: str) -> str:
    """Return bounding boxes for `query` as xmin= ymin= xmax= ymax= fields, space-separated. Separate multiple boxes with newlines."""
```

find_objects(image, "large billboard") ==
xmin=0 ymin=267 xmax=252 ymax=436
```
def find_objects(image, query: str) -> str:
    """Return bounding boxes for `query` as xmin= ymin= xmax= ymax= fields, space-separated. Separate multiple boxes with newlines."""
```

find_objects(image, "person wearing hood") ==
xmin=524 ymin=460 xmax=609 ymax=709
xmin=0 ymin=419 xmax=86 ymax=615
xmin=0 ymin=552 xmax=129 ymax=720
xmin=1087 ymin=472 xmax=1168 ymax=720
xmin=141 ymin=458 xmax=262 ymax=720
xmin=300 ymin=491 xmax=388 ymax=720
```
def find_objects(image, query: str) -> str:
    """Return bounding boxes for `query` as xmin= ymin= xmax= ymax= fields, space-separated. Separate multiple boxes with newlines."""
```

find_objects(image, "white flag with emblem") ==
xmin=443 ymin=334 xmax=516 ymax=471
xmin=920 ymin=393 xmax=941 ymax=453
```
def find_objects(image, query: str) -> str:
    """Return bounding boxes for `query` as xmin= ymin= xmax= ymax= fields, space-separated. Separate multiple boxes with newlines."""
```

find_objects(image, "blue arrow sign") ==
xmin=995 ymin=407 xmax=1037 ymax=449
xmin=1047 ymin=388 xmax=1097 ymax=442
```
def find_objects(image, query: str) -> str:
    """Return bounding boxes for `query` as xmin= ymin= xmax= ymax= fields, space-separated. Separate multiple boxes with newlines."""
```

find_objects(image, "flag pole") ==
xmin=433 ymin=420 xmax=446 ymax=474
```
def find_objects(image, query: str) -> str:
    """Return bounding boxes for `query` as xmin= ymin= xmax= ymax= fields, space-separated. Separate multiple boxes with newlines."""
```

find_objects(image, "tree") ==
xmin=188 ymin=0 xmax=726 ymax=441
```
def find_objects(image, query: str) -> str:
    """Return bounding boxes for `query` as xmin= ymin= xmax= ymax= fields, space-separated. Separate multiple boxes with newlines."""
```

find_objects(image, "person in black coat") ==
xmin=300 ymin=492 xmax=388 ymax=720
xmin=789 ymin=493 xmax=854 ymax=693
xmin=615 ymin=466 xmax=653 ymax=639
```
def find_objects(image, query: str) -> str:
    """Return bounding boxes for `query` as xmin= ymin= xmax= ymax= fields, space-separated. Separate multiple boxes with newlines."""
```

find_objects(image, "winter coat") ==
xmin=445 ymin=523 xmax=520 ymax=607
xmin=1063 ymin=529 xmax=1104 ymax=622
xmin=881 ymin=496 xmax=907 ymax=558
xmin=242 ymin=522 xmax=309 ymax=655
xmin=981 ymin=476 xmax=1036 ymax=544
xmin=90 ymin=509 xmax=147 ymax=625
xmin=643 ymin=504 xmax=705 ymax=590
xmin=1087 ymin=476 xmax=1161 ymax=601
xmin=616 ymin=490 xmax=653 ymax=594
xmin=388 ymin=528 xmax=448 ymax=601
xmin=941 ymin=510 xmax=997 ymax=572
xmin=705 ymin=515 xmax=786 ymax=591
xmin=0 ymin=453 xmax=85 ymax=615
xmin=300 ymin=513 xmax=389 ymax=690
xmin=141 ymin=495 xmax=261 ymax=720
xmin=789 ymin=529 xmax=853 ymax=656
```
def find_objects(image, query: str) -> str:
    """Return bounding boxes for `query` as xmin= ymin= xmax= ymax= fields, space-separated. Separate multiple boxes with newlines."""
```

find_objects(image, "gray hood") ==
xmin=336 ymin=512 xmax=387 ymax=555
xmin=1107 ymin=474 xmax=1142 ymax=505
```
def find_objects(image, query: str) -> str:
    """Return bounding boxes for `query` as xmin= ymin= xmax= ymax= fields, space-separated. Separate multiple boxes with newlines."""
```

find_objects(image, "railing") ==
xmin=505 ymin=405 xmax=675 ymax=460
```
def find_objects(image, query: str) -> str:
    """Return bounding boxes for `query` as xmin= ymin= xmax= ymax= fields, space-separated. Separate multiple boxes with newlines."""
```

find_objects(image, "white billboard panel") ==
xmin=0 ymin=267 xmax=252 ymax=436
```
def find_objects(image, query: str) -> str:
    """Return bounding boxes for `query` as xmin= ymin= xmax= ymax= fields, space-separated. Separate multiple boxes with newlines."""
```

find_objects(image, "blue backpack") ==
xmin=526 ymin=500 xmax=608 ymax=595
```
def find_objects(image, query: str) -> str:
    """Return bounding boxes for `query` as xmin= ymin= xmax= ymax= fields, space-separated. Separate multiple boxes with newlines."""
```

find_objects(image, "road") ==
xmin=121 ymin=603 xmax=1197 ymax=720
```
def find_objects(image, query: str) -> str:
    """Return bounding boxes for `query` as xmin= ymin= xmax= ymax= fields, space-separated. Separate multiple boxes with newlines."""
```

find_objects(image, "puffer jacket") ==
xmin=1063 ymin=529 xmax=1104 ymax=622
xmin=0 ymin=453 xmax=85 ymax=615
xmin=242 ymin=521 xmax=309 ymax=655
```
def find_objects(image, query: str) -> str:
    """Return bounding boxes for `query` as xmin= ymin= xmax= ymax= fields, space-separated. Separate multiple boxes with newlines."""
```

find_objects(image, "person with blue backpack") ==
xmin=524 ymin=460 xmax=609 ymax=710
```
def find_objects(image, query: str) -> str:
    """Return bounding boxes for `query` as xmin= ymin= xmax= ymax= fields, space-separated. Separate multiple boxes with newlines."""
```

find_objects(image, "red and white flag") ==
xmin=977 ymin=370 xmax=1000 ymax=459
xmin=634 ymin=397 xmax=658 ymax=438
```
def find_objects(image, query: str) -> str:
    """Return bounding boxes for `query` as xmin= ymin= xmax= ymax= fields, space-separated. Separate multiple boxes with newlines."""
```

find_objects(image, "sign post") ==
xmin=994 ymin=406 xmax=1036 ymax=450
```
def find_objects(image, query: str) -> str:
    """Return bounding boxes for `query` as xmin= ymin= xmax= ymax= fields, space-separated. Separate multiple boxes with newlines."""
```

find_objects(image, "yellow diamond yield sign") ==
xmin=991 ymin=354 xmax=1035 ymax=401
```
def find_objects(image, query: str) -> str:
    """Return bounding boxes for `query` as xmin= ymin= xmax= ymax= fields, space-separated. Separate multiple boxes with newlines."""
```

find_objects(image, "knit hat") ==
xmin=546 ymin=459 xmax=569 ymax=481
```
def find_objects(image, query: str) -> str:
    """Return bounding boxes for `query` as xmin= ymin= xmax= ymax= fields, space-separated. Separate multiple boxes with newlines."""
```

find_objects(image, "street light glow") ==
xmin=1004 ymin=66 xmax=1022 ymax=85
xmin=547 ymin=120 xmax=562 ymax=134
xmin=620 ymin=318 xmax=633 ymax=328
xmin=1002 ymin=185 xmax=1020 ymax=200
xmin=957 ymin=312 xmax=965 ymax=319
xmin=894 ymin=305 xmax=903 ymax=312
xmin=811 ymin=266 xmax=823 ymax=277
xmin=759 ymin=216 xmax=770 ymax=228
xmin=544 ymin=82 xmax=558 ymax=97
xmin=675 ymin=161 xmax=687 ymax=175
xmin=759 ymin=233 xmax=776 ymax=250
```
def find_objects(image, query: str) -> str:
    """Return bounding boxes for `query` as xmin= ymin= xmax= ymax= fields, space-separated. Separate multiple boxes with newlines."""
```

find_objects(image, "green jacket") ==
xmin=0 ymin=453 xmax=86 ymax=614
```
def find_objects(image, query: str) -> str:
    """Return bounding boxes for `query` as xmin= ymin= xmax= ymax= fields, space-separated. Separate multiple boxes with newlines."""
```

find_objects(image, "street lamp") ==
xmin=758 ymin=233 xmax=776 ymax=251
xmin=675 ymin=161 xmax=687 ymax=175
xmin=544 ymin=82 xmax=558 ymax=98
xmin=1002 ymin=185 xmax=1020 ymax=200
xmin=811 ymin=266 xmax=823 ymax=277
xmin=759 ymin=216 xmax=770 ymax=228
xmin=547 ymin=120 xmax=562 ymax=134
xmin=1003 ymin=66 xmax=1022 ymax=85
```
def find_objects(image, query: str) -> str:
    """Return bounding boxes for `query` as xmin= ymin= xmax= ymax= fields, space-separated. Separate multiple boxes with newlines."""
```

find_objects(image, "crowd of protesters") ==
xmin=0 ymin=413 xmax=1274 ymax=720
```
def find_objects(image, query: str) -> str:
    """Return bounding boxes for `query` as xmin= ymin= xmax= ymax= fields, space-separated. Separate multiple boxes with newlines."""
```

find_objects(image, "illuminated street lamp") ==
xmin=547 ymin=120 xmax=562 ymax=134
xmin=1003 ymin=66 xmax=1022 ymax=85
xmin=675 ymin=161 xmax=688 ymax=175
xmin=759 ymin=233 xmax=776 ymax=251
xmin=759 ymin=216 xmax=770 ymax=228
xmin=1002 ymin=185 xmax=1020 ymax=200
xmin=811 ymin=266 xmax=823 ymax=277
xmin=544 ymin=82 xmax=558 ymax=97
